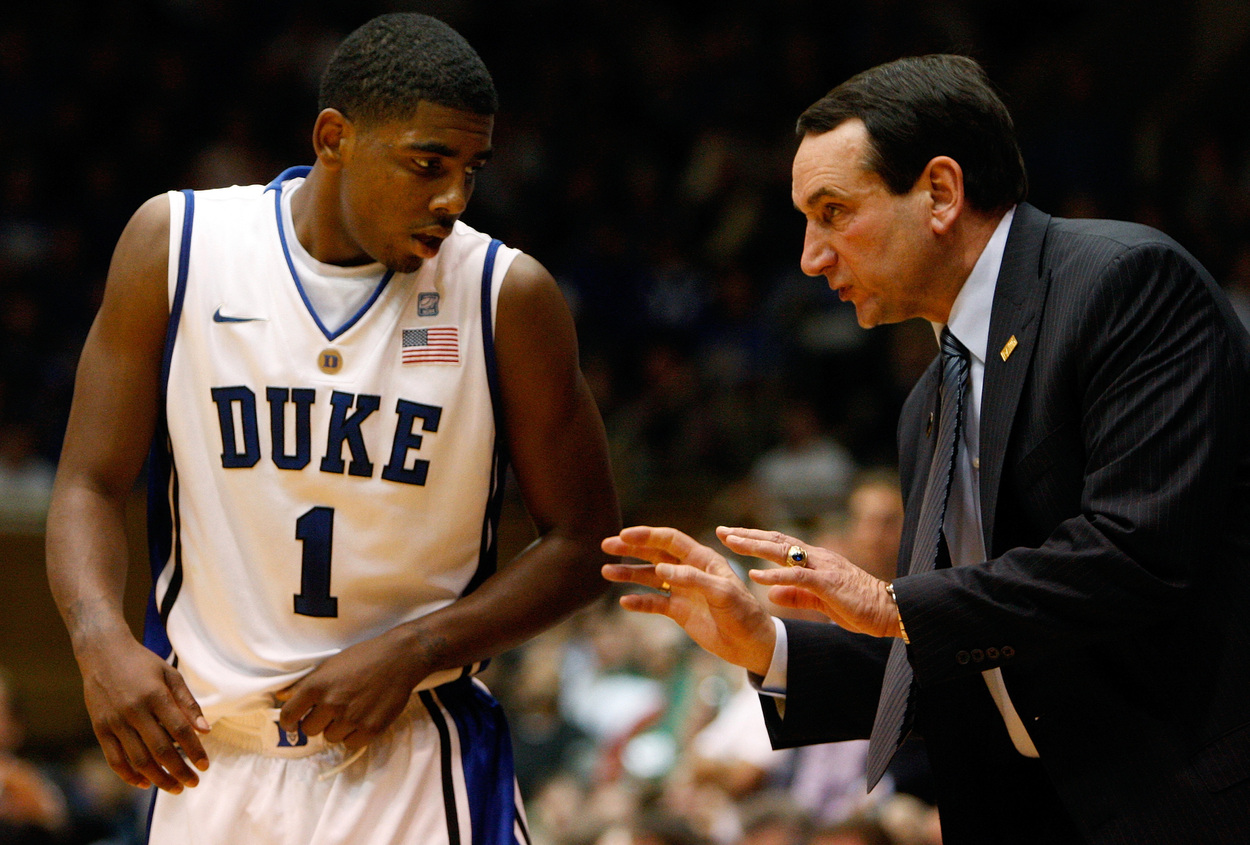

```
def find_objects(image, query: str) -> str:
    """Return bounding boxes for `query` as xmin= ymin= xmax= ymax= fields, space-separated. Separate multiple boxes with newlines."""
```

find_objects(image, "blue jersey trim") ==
xmin=264 ymin=164 xmax=311 ymax=192
xmin=480 ymin=239 xmax=506 ymax=432
xmin=420 ymin=689 xmax=463 ymax=845
xmin=465 ymin=239 xmax=507 ymax=599
xmin=162 ymin=190 xmax=194 ymax=394
xmin=269 ymin=170 xmax=393 ymax=342
xmin=142 ymin=787 xmax=157 ymax=844
xmin=438 ymin=679 xmax=525 ymax=845
xmin=144 ymin=189 xmax=194 ymax=659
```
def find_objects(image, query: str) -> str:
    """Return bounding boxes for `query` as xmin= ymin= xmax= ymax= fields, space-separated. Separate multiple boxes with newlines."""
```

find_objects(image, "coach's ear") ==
xmin=312 ymin=109 xmax=354 ymax=170
xmin=922 ymin=155 xmax=965 ymax=235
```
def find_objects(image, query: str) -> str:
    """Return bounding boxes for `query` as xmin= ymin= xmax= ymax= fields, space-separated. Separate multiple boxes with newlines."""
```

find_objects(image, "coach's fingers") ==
xmin=601 ymin=562 xmax=675 ymax=594
xmin=603 ymin=526 xmax=722 ymax=570
xmin=601 ymin=537 xmax=681 ymax=567
xmin=748 ymin=559 xmax=852 ymax=615
xmin=716 ymin=526 xmax=820 ymax=568
xmin=748 ymin=562 xmax=827 ymax=588
xmin=760 ymin=581 xmax=853 ymax=626
xmin=749 ymin=559 xmax=896 ymax=637
xmin=617 ymin=591 xmax=673 ymax=616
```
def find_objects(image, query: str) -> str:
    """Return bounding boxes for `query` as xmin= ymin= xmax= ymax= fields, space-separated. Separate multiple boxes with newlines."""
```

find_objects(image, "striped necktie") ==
xmin=865 ymin=326 xmax=970 ymax=788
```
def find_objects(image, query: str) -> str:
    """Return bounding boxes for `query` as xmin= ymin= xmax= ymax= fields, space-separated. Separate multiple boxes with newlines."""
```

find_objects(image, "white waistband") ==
xmin=209 ymin=687 xmax=429 ymax=758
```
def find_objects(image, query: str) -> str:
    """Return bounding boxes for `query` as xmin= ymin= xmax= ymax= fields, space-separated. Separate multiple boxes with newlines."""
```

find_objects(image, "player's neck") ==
xmin=289 ymin=165 xmax=373 ymax=267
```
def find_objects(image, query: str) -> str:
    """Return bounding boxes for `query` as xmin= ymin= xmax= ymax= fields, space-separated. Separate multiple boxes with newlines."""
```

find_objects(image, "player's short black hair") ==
xmin=319 ymin=13 xmax=498 ymax=126
xmin=797 ymin=54 xmax=1027 ymax=213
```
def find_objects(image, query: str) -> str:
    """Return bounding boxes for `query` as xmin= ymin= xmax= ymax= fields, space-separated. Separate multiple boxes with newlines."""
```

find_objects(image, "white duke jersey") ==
xmin=144 ymin=167 xmax=520 ymax=721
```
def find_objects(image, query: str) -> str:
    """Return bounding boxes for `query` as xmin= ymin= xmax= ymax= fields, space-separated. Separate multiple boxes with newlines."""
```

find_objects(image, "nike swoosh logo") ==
xmin=213 ymin=307 xmax=267 ymax=323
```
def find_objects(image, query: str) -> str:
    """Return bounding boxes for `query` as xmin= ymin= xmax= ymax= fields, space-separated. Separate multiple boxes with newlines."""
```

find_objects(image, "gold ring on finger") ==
xmin=786 ymin=545 xmax=807 ymax=566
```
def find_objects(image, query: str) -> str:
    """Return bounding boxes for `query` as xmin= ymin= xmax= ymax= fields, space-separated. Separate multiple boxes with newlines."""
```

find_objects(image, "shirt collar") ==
xmin=931 ymin=206 xmax=1016 ymax=363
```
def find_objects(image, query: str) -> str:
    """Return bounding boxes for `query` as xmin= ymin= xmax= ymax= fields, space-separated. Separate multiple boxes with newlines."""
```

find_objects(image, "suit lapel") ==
xmin=979 ymin=203 xmax=1052 ymax=554
xmin=896 ymin=362 xmax=941 ymax=576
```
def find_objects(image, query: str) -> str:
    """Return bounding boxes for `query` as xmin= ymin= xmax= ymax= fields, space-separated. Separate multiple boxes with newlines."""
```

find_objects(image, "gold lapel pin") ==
xmin=1000 ymin=335 xmax=1018 ymax=362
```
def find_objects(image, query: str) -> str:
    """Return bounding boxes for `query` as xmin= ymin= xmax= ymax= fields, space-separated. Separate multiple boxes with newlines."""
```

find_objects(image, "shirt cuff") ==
xmin=748 ymin=616 xmax=788 ymax=698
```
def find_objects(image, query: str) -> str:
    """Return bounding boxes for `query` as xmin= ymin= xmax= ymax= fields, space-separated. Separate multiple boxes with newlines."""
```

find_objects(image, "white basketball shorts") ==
xmin=146 ymin=678 xmax=529 ymax=845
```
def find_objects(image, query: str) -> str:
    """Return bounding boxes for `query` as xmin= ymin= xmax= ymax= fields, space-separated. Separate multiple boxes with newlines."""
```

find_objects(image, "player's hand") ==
xmin=601 ymin=526 xmax=777 ymax=676
xmin=277 ymin=628 xmax=425 ymax=751
xmin=717 ymin=526 xmax=899 ymax=638
xmin=77 ymin=637 xmax=210 ymax=793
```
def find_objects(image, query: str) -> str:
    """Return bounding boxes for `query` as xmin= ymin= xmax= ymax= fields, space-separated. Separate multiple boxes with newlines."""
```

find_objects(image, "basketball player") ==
xmin=46 ymin=14 xmax=620 ymax=844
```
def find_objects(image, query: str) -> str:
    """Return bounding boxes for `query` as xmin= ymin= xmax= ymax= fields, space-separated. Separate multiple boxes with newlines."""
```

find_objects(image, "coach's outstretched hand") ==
xmin=601 ymin=526 xmax=777 ymax=676
xmin=717 ymin=526 xmax=899 ymax=639
xmin=602 ymin=525 xmax=902 ymax=671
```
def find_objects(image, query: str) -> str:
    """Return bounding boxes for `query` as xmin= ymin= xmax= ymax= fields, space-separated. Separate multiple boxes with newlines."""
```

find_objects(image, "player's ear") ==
xmin=923 ymin=155 xmax=964 ymax=235
xmin=312 ymin=109 xmax=353 ymax=170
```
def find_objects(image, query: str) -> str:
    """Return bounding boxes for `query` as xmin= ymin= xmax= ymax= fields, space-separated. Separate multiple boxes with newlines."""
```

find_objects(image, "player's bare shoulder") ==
xmin=91 ymin=193 xmax=177 ymax=361
xmin=114 ymin=195 xmax=172 ymax=277
xmin=492 ymin=249 xmax=585 ymax=437
xmin=495 ymin=252 xmax=579 ymax=363
xmin=101 ymin=195 xmax=174 ymax=315
xmin=498 ymin=252 xmax=566 ymax=310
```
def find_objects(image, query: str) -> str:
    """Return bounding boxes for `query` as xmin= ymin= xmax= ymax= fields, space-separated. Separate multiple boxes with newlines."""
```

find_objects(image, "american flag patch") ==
xmin=402 ymin=326 xmax=459 ymax=364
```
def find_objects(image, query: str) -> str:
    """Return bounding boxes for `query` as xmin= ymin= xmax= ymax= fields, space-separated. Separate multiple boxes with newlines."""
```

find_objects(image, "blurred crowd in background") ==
xmin=2 ymin=1 xmax=1248 ymax=843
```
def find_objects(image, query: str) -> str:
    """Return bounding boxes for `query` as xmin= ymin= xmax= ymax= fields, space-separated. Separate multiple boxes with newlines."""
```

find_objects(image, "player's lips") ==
xmin=411 ymin=230 xmax=450 ymax=258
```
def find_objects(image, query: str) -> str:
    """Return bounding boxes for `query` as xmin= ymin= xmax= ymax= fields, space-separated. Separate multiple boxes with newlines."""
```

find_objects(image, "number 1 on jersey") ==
xmin=295 ymin=506 xmax=338 ymax=617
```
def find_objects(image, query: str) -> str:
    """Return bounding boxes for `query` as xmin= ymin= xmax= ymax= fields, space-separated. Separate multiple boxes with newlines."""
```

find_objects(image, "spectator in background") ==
xmin=813 ymin=470 xmax=903 ymax=583
xmin=806 ymin=815 xmax=893 ymax=845
xmin=0 ymin=668 xmax=69 ymax=844
xmin=0 ymin=421 xmax=56 ymax=530
xmin=750 ymin=400 xmax=855 ymax=526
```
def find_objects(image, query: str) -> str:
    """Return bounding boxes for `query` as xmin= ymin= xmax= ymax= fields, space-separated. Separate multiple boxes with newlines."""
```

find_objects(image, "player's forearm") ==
xmin=394 ymin=528 xmax=614 ymax=677
xmin=45 ymin=482 xmax=138 ymax=655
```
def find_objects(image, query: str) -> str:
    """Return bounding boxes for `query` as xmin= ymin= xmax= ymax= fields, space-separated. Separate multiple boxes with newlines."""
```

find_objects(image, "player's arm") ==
xmin=45 ymin=194 xmax=210 ymax=793
xmin=393 ymin=250 xmax=621 ymax=665
xmin=279 ymin=252 xmax=621 ymax=748
xmin=468 ymin=251 xmax=623 ymax=636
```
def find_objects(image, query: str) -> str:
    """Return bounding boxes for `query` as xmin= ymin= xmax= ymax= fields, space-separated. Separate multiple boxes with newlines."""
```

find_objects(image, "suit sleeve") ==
xmin=761 ymin=620 xmax=891 ymax=747
xmin=896 ymin=237 xmax=1250 ymax=687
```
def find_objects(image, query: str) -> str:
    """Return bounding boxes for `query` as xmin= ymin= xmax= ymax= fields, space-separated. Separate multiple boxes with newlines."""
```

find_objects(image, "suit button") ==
xmin=971 ymin=649 xmax=985 ymax=662
xmin=1002 ymin=646 xmax=1015 ymax=659
xmin=986 ymin=647 xmax=1000 ymax=660
xmin=956 ymin=651 xmax=971 ymax=665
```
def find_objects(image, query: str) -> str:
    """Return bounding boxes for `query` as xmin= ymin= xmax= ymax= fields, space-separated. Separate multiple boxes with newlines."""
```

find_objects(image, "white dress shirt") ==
xmin=939 ymin=207 xmax=1038 ymax=757
xmin=761 ymin=207 xmax=1039 ymax=758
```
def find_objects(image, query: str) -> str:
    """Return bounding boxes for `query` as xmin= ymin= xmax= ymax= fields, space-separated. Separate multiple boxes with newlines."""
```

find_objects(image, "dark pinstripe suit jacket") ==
xmin=762 ymin=203 xmax=1250 ymax=843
